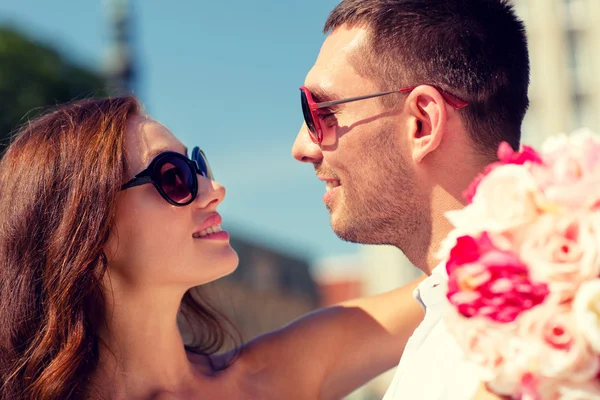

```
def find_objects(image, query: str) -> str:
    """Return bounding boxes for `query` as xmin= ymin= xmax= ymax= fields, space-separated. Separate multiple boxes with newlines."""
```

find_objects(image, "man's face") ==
xmin=292 ymin=26 xmax=425 ymax=246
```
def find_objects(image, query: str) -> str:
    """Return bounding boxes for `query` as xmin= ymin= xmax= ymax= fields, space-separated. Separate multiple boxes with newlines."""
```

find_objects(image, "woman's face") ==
xmin=105 ymin=115 xmax=238 ymax=290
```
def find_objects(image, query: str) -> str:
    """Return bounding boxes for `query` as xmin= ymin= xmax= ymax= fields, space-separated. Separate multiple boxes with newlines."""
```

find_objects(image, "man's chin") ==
xmin=330 ymin=213 xmax=395 ymax=245
xmin=330 ymin=214 xmax=367 ymax=244
xmin=330 ymin=202 xmax=368 ymax=243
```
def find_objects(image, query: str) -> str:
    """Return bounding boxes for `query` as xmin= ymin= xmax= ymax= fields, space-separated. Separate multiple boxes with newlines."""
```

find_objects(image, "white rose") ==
xmin=541 ymin=132 xmax=570 ymax=155
xmin=444 ymin=307 xmax=523 ymax=396
xmin=558 ymin=380 xmax=600 ymax=400
xmin=446 ymin=164 xmax=543 ymax=235
xmin=541 ymin=128 xmax=599 ymax=155
xmin=573 ymin=279 xmax=600 ymax=353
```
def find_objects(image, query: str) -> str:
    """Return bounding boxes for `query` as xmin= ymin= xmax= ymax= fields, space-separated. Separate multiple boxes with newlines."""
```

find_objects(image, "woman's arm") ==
xmin=239 ymin=275 xmax=426 ymax=399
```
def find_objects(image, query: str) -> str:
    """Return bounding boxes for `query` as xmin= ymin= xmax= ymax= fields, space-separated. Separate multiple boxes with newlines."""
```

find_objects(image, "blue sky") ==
xmin=0 ymin=0 xmax=360 ymax=262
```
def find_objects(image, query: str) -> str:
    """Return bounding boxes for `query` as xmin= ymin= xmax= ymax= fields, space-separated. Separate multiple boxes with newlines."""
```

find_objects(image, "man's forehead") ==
xmin=304 ymin=26 xmax=369 ymax=92
xmin=320 ymin=25 xmax=369 ymax=60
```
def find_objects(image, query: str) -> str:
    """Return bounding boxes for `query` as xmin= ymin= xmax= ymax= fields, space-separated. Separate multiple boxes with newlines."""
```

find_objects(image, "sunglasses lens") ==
xmin=155 ymin=156 xmax=194 ymax=204
xmin=192 ymin=147 xmax=214 ymax=181
xmin=300 ymin=90 xmax=319 ymax=142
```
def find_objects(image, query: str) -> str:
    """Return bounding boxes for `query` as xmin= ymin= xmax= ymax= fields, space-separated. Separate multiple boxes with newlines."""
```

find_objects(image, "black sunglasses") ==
xmin=121 ymin=147 xmax=214 ymax=206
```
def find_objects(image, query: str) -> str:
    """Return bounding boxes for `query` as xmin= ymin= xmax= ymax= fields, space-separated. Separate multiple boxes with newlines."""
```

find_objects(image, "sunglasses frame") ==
xmin=300 ymin=85 xmax=469 ymax=144
xmin=121 ymin=146 xmax=213 ymax=207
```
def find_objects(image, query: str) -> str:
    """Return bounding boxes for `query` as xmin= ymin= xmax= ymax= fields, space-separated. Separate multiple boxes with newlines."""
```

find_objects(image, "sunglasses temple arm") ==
xmin=121 ymin=172 xmax=152 ymax=190
xmin=316 ymin=91 xmax=401 ymax=108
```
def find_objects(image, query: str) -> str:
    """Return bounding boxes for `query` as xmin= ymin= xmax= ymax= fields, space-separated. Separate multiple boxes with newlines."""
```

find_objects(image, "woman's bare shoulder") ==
xmin=211 ymin=335 xmax=321 ymax=399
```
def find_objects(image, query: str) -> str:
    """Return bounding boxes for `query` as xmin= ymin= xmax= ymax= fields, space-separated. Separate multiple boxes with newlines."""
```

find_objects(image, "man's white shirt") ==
xmin=382 ymin=265 xmax=480 ymax=400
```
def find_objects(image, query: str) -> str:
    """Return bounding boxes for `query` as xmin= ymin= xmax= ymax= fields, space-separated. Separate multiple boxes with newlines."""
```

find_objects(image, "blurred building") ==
xmin=360 ymin=245 xmax=422 ymax=295
xmin=312 ymin=251 xmax=421 ymax=400
xmin=313 ymin=254 xmax=363 ymax=306
xmin=512 ymin=0 xmax=600 ymax=145
xmin=207 ymin=234 xmax=320 ymax=343
xmin=356 ymin=246 xmax=422 ymax=399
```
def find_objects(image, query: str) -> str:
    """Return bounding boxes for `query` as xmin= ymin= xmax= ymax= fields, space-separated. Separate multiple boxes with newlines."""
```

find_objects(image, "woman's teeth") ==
xmin=193 ymin=224 xmax=222 ymax=238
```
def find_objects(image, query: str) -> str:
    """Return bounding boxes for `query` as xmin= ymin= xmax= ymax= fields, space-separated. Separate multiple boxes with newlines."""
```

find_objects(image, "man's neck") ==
xmin=404 ymin=186 xmax=466 ymax=276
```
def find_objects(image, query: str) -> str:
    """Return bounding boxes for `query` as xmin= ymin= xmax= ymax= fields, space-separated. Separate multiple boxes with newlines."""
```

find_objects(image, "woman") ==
xmin=0 ymin=96 xmax=424 ymax=400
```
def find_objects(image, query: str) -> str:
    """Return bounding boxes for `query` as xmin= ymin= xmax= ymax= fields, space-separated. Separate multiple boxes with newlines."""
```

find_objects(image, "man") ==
xmin=292 ymin=0 xmax=530 ymax=398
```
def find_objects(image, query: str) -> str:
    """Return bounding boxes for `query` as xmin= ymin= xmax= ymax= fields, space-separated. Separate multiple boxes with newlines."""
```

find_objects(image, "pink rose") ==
xmin=499 ymin=142 xmax=544 ymax=165
xmin=545 ymin=171 xmax=600 ymax=211
xmin=519 ymin=373 xmax=546 ymax=400
xmin=446 ymin=233 xmax=549 ymax=323
xmin=516 ymin=305 xmax=599 ymax=383
xmin=463 ymin=142 xmax=543 ymax=203
xmin=533 ymin=130 xmax=600 ymax=210
xmin=519 ymin=213 xmax=600 ymax=300
xmin=529 ymin=161 xmax=600 ymax=211
xmin=541 ymin=129 xmax=600 ymax=175
xmin=445 ymin=313 xmax=558 ymax=399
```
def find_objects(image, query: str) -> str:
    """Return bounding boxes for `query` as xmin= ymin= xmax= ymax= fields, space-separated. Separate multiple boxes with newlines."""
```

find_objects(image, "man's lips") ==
xmin=319 ymin=176 xmax=342 ymax=205
xmin=317 ymin=174 xmax=338 ymax=181
xmin=325 ymin=180 xmax=341 ymax=192
xmin=318 ymin=175 xmax=341 ymax=187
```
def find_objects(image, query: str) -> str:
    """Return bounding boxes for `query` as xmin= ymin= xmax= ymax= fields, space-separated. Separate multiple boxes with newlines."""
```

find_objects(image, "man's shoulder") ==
xmin=383 ymin=312 xmax=480 ymax=399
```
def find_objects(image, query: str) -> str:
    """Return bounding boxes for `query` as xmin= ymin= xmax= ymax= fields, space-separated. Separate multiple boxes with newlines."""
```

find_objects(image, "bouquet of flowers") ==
xmin=440 ymin=129 xmax=600 ymax=399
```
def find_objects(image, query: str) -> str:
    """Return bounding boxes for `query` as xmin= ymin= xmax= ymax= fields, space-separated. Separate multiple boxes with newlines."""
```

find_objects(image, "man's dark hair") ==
xmin=324 ymin=0 xmax=530 ymax=154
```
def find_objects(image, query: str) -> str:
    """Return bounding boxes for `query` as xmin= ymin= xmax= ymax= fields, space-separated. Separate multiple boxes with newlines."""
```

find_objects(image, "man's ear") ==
xmin=405 ymin=86 xmax=448 ymax=164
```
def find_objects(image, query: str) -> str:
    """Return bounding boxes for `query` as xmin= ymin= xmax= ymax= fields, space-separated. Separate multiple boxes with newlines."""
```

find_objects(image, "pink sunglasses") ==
xmin=300 ymin=85 xmax=469 ymax=144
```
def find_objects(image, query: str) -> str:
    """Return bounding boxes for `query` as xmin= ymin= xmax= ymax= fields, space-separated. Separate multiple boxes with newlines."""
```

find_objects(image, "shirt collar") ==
xmin=413 ymin=263 xmax=448 ymax=310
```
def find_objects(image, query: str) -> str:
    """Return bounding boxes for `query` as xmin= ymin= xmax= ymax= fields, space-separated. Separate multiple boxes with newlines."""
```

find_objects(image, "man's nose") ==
xmin=291 ymin=123 xmax=323 ymax=164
